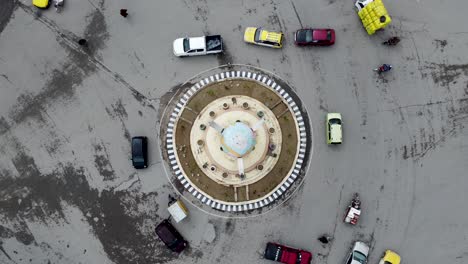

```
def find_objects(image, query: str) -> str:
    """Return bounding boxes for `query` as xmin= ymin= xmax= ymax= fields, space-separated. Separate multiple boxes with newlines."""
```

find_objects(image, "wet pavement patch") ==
xmin=0 ymin=0 xmax=16 ymax=36
xmin=9 ymin=93 xmax=47 ymax=123
xmin=224 ymin=220 xmax=235 ymax=235
xmin=83 ymin=5 xmax=110 ymax=59
xmin=92 ymin=142 xmax=116 ymax=181
xmin=428 ymin=63 xmax=468 ymax=87
xmin=9 ymin=1 xmax=154 ymax=130
xmin=111 ymin=100 xmax=128 ymax=119
xmin=0 ymin=117 xmax=11 ymax=135
xmin=216 ymin=46 xmax=233 ymax=66
xmin=1 ymin=149 xmax=177 ymax=263
xmin=105 ymin=100 xmax=131 ymax=141
xmin=44 ymin=136 xmax=63 ymax=156
xmin=8 ymin=2 xmax=108 ymax=125
xmin=433 ymin=39 xmax=448 ymax=52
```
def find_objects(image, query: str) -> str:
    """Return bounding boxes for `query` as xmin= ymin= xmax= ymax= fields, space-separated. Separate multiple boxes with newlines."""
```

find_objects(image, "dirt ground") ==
xmin=174 ymin=79 xmax=299 ymax=202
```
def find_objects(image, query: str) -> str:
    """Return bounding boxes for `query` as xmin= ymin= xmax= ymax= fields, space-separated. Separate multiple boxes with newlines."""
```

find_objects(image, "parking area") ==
xmin=0 ymin=0 xmax=467 ymax=263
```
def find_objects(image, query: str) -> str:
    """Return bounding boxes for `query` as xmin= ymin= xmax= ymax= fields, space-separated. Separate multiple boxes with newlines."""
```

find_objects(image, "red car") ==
xmin=294 ymin=28 xmax=335 ymax=46
xmin=155 ymin=219 xmax=188 ymax=253
xmin=264 ymin=242 xmax=312 ymax=264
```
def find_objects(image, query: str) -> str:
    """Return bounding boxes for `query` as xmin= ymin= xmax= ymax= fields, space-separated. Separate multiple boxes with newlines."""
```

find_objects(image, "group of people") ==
xmin=374 ymin=36 xmax=401 ymax=74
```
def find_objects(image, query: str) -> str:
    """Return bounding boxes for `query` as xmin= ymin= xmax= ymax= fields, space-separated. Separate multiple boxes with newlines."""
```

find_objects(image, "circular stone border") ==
xmin=159 ymin=65 xmax=313 ymax=217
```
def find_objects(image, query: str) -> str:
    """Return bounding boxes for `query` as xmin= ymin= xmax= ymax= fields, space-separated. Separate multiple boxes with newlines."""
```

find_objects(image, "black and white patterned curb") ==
xmin=166 ymin=71 xmax=307 ymax=212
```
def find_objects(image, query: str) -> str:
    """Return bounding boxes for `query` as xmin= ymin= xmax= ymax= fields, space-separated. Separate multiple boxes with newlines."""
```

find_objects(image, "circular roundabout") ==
xmin=160 ymin=65 xmax=312 ymax=217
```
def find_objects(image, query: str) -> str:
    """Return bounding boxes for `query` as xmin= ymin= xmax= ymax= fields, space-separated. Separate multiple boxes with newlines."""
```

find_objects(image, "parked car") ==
xmin=379 ymin=250 xmax=401 ymax=264
xmin=294 ymin=28 xmax=335 ymax=46
xmin=173 ymin=35 xmax=223 ymax=57
xmin=131 ymin=136 xmax=148 ymax=169
xmin=345 ymin=241 xmax=369 ymax=264
xmin=326 ymin=113 xmax=342 ymax=144
xmin=264 ymin=242 xmax=312 ymax=264
xmin=155 ymin=219 xmax=188 ymax=253
xmin=244 ymin=27 xmax=284 ymax=48
xmin=33 ymin=0 xmax=49 ymax=8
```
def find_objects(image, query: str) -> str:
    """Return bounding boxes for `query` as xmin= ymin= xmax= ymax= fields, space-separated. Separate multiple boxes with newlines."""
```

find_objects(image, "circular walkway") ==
xmin=160 ymin=65 xmax=312 ymax=217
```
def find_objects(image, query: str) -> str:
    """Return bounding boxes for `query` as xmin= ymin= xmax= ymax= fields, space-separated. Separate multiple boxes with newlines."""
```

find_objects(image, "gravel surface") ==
xmin=0 ymin=0 xmax=467 ymax=263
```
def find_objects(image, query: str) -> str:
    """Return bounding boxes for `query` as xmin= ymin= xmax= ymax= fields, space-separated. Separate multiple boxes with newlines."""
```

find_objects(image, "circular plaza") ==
xmin=160 ymin=65 xmax=312 ymax=216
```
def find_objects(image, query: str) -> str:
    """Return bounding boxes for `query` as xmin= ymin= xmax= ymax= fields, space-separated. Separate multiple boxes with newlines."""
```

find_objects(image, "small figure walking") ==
xmin=168 ymin=194 xmax=176 ymax=206
xmin=78 ymin=38 xmax=87 ymax=47
xmin=318 ymin=235 xmax=332 ymax=244
xmin=120 ymin=9 xmax=128 ymax=18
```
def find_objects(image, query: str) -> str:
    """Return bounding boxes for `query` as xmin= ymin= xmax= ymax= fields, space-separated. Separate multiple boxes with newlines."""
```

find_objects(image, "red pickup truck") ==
xmin=264 ymin=242 xmax=312 ymax=264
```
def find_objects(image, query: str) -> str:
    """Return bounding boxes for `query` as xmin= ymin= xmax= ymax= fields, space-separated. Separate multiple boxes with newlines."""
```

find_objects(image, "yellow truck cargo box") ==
xmin=357 ymin=0 xmax=391 ymax=35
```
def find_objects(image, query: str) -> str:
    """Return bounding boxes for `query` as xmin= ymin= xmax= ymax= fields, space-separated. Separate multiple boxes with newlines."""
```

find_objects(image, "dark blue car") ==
xmin=131 ymin=136 xmax=148 ymax=169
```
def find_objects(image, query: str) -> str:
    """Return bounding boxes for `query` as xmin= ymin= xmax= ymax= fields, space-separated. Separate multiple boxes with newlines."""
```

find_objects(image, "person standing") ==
xmin=318 ymin=235 xmax=332 ymax=244
xmin=120 ymin=9 xmax=128 ymax=18
xmin=78 ymin=38 xmax=87 ymax=47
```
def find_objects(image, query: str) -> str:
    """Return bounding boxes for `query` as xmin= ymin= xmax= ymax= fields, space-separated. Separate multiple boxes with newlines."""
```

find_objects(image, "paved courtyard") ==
xmin=1 ymin=0 xmax=467 ymax=263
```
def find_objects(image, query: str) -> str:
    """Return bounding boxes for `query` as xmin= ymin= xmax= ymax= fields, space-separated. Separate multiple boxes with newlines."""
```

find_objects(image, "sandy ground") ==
xmin=0 ymin=0 xmax=467 ymax=263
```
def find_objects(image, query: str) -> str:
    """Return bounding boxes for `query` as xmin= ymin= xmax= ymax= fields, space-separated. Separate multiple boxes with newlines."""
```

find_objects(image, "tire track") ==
xmin=15 ymin=2 xmax=155 ymax=117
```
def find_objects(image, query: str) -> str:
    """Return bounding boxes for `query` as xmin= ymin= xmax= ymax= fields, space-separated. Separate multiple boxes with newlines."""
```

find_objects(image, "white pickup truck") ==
xmin=173 ymin=35 xmax=223 ymax=57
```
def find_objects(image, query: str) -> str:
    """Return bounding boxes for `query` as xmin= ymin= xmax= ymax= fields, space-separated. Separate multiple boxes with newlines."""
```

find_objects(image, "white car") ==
xmin=172 ymin=35 xmax=223 ymax=57
xmin=326 ymin=113 xmax=342 ymax=144
xmin=345 ymin=241 xmax=369 ymax=264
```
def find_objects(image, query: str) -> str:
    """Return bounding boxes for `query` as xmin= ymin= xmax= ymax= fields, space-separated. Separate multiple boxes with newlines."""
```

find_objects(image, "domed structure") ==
xmin=221 ymin=121 xmax=256 ymax=158
xmin=161 ymin=67 xmax=310 ymax=215
xmin=190 ymin=95 xmax=282 ymax=187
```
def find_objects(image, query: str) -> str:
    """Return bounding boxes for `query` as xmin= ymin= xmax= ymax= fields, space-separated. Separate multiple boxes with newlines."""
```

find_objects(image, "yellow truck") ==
xmin=355 ymin=0 xmax=391 ymax=35
xmin=32 ymin=0 xmax=49 ymax=8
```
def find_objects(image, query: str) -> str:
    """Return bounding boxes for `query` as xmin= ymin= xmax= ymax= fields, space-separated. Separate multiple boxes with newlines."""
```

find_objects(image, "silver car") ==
xmin=345 ymin=241 xmax=370 ymax=264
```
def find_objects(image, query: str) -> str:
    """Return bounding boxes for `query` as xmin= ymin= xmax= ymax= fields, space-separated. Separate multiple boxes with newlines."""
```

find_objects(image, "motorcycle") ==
xmin=382 ymin=37 xmax=400 ymax=46
xmin=344 ymin=193 xmax=361 ymax=225
xmin=53 ymin=0 xmax=64 ymax=13
xmin=374 ymin=64 xmax=392 ymax=74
